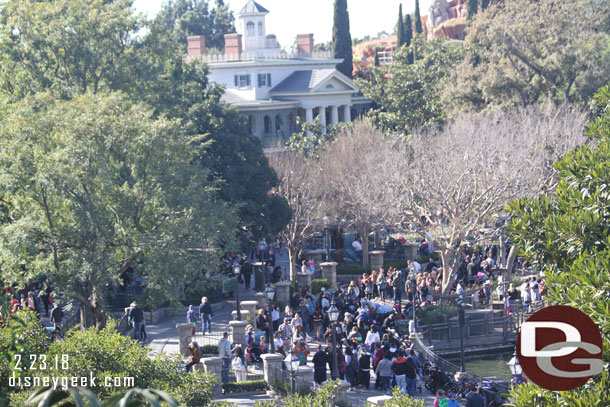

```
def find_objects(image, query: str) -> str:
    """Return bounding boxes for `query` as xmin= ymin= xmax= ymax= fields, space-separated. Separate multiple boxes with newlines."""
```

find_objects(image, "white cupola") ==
xmin=237 ymin=0 xmax=269 ymax=51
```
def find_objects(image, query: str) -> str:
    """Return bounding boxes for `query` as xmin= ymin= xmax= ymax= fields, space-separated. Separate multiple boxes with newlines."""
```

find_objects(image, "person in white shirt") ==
xmin=409 ymin=260 xmax=421 ymax=274
xmin=352 ymin=239 xmax=363 ymax=252
xmin=365 ymin=325 xmax=380 ymax=351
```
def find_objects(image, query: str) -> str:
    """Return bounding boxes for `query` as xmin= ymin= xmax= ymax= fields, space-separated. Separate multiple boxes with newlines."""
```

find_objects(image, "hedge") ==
xmin=311 ymin=278 xmax=330 ymax=294
xmin=336 ymin=262 xmax=370 ymax=275
xmin=200 ymin=344 xmax=219 ymax=355
xmin=222 ymin=380 xmax=267 ymax=394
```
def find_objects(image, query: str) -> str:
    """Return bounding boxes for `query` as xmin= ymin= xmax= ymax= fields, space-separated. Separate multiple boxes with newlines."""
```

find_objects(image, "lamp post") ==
xmin=508 ymin=352 xmax=523 ymax=387
xmin=328 ymin=300 xmax=340 ymax=380
xmin=265 ymin=285 xmax=276 ymax=353
xmin=323 ymin=215 xmax=330 ymax=262
xmin=258 ymin=239 xmax=267 ymax=285
xmin=284 ymin=353 xmax=300 ymax=394
xmin=457 ymin=292 xmax=466 ymax=373
xmin=233 ymin=263 xmax=242 ymax=321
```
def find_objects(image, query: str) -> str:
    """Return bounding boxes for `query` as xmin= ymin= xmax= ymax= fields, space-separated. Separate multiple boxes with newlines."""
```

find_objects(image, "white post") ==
xmin=305 ymin=107 xmax=314 ymax=137
xmin=331 ymin=106 xmax=339 ymax=124
xmin=319 ymin=106 xmax=327 ymax=134
xmin=343 ymin=105 xmax=352 ymax=123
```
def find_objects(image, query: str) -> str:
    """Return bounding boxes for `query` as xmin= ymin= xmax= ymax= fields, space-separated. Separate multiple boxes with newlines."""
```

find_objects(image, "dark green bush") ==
xmin=336 ymin=262 xmax=370 ymax=275
xmin=311 ymin=279 xmax=330 ymax=294
xmin=417 ymin=252 xmax=440 ymax=264
xmin=418 ymin=305 xmax=458 ymax=325
xmin=383 ymin=259 xmax=409 ymax=269
xmin=222 ymin=380 xmax=267 ymax=394
xmin=200 ymin=344 xmax=219 ymax=355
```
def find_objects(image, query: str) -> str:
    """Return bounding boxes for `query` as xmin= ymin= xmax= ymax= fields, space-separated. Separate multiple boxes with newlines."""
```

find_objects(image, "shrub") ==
xmin=173 ymin=370 xmax=215 ymax=407
xmin=418 ymin=305 xmax=458 ymax=325
xmin=200 ymin=344 xmax=219 ymax=355
xmin=416 ymin=252 xmax=440 ymax=264
xmin=311 ymin=279 xmax=330 ymax=294
xmin=383 ymin=387 xmax=425 ymax=406
xmin=336 ymin=262 xmax=370 ymax=275
xmin=222 ymin=380 xmax=267 ymax=394
xmin=384 ymin=259 xmax=409 ymax=269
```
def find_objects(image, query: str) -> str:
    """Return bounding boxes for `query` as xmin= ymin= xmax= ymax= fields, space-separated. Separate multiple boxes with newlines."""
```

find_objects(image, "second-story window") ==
xmin=234 ymin=74 xmax=251 ymax=88
xmin=257 ymin=73 xmax=272 ymax=88
xmin=246 ymin=21 xmax=255 ymax=37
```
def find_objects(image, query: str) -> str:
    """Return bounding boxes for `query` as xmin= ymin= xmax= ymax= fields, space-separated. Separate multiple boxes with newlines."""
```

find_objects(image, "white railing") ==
xmin=377 ymin=50 xmax=395 ymax=65
xmin=200 ymin=50 xmax=334 ymax=63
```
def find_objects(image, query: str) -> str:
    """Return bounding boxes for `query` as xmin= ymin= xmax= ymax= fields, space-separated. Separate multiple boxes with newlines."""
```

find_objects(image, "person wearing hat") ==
xmin=447 ymin=392 xmax=459 ymax=407
xmin=245 ymin=325 xmax=255 ymax=344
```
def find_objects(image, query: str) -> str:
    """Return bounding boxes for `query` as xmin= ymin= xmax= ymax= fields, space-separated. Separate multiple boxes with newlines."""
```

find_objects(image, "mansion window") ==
xmin=257 ymin=73 xmax=272 ymax=87
xmin=246 ymin=21 xmax=255 ymax=37
xmin=234 ymin=74 xmax=251 ymax=88
xmin=264 ymin=115 xmax=272 ymax=134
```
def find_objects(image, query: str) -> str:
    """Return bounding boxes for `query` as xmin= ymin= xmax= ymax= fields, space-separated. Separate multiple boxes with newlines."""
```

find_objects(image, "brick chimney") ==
xmin=187 ymin=35 xmax=205 ymax=59
xmin=224 ymin=33 xmax=243 ymax=60
xmin=296 ymin=34 xmax=314 ymax=55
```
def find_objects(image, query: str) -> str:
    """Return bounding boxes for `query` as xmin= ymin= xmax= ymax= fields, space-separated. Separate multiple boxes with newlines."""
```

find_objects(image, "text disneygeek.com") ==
xmin=9 ymin=372 xmax=136 ymax=391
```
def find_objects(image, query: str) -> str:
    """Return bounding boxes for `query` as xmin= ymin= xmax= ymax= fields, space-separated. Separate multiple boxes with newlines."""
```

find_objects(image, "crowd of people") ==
xmin=2 ymin=284 xmax=64 ymax=339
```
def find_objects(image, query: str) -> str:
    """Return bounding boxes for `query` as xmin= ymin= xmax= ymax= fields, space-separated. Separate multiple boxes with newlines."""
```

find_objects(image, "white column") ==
xmin=331 ymin=106 xmax=339 ymax=124
xmin=319 ymin=106 xmax=327 ymax=134
xmin=343 ymin=105 xmax=352 ymax=123
xmin=305 ymin=107 xmax=314 ymax=137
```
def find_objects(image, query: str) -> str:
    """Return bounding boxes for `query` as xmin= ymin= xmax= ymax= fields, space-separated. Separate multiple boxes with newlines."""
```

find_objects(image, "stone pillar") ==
xmin=320 ymin=262 xmax=338 ymax=289
xmin=296 ymin=272 xmax=311 ymax=289
xmin=343 ymin=105 xmax=351 ymax=122
xmin=369 ymin=250 xmax=385 ymax=273
xmin=255 ymin=292 xmax=266 ymax=308
xmin=253 ymin=262 xmax=265 ymax=291
xmin=202 ymin=357 xmax=224 ymax=395
xmin=229 ymin=320 xmax=248 ymax=348
xmin=294 ymin=366 xmax=314 ymax=393
xmin=337 ymin=380 xmax=351 ymax=405
xmin=232 ymin=309 xmax=250 ymax=321
xmin=367 ymin=396 xmax=393 ymax=406
xmin=176 ymin=323 xmax=193 ymax=356
xmin=275 ymin=282 xmax=291 ymax=307
xmin=318 ymin=106 xmax=327 ymax=134
xmin=404 ymin=242 xmax=419 ymax=261
xmin=331 ymin=106 xmax=339 ymax=124
xmin=261 ymin=353 xmax=285 ymax=386
xmin=241 ymin=301 xmax=259 ymax=321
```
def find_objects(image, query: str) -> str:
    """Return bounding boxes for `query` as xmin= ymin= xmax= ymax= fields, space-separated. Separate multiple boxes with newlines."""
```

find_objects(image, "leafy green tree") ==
xmin=414 ymin=0 xmax=423 ymax=34
xmin=156 ymin=0 xmax=235 ymax=51
xmin=332 ymin=0 xmax=353 ymax=78
xmin=0 ymin=0 xmax=290 ymax=261
xmin=444 ymin=0 xmax=610 ymax=112
xmin=397 ymin=4 xmax=406 ymax=47
xmin=0 ymin=93 xmax=239 ymax=328
xmin=506 ymin=85 xmax=610 ymax=405
xmin=0 ymin=0 xmax=141 ymax=100
xmin=404 ymin=14 xmax=414 ymax=64
xmin=467 ymin=0 xmax=478 ymax=19
xmin=357 ymin=38 xmax=464 ymax=135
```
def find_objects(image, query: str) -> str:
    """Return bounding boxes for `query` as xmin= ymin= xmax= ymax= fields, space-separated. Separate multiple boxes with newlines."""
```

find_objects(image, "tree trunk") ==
xmin=505 ymin=245 xmax=517 ymax=276
xmin=361 ymin=225 xmax=370 ymax=266
xmin=288 ymin=247 xmax=297 ymax=281
xmin=440 ymin=247 xmax=461 ymax=297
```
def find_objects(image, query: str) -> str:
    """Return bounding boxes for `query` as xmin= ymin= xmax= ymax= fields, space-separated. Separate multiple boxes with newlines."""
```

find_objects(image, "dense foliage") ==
xmin=506 ymin=85 xmax=610 ymax=405
xmin=332 ymin=0 xmax=353 ymax=78
xmin=156 ymin=0 xmax=235 ymax=51
xmin=397 ymin=4 xmax=406 ymax=48
xmin=0 ymin=0 xmax=290 ymax=317
xmin=358 ymin=38 xmax=464 ymax=135
xmin=444 ymin=0 xmax=610 ymax=112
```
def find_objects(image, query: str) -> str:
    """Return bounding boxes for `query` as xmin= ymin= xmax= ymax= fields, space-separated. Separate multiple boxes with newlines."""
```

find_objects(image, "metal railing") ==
xmin=200 ymin=50 xmax=334 ymax=63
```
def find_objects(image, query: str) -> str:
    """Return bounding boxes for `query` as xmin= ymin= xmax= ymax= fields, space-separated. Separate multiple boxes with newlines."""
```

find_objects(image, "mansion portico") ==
xmin=187 ymin=0 xmax=369 ymax=149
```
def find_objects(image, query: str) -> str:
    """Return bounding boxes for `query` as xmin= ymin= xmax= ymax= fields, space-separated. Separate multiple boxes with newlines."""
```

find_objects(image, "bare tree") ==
xmin=317 ymin=120 xmax=403 ymax=265
xmin=395 ymin=103 xmax=589 ymax=295
xmin=267 ymin=151 xmax=322 ymax=280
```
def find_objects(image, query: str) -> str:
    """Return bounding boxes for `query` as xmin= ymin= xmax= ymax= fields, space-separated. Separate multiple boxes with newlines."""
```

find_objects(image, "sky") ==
xmin=133 ymin=0 xmax=434 ymax=48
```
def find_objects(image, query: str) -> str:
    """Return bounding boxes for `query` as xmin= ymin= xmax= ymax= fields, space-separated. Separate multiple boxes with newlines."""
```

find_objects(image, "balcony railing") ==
xmin=200 ymin=50 xmax=334 ymax=63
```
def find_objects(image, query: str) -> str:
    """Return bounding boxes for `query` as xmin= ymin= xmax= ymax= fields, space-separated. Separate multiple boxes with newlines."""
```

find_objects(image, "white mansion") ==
xmin=187 ymin=0 xmax=369 ymax=149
